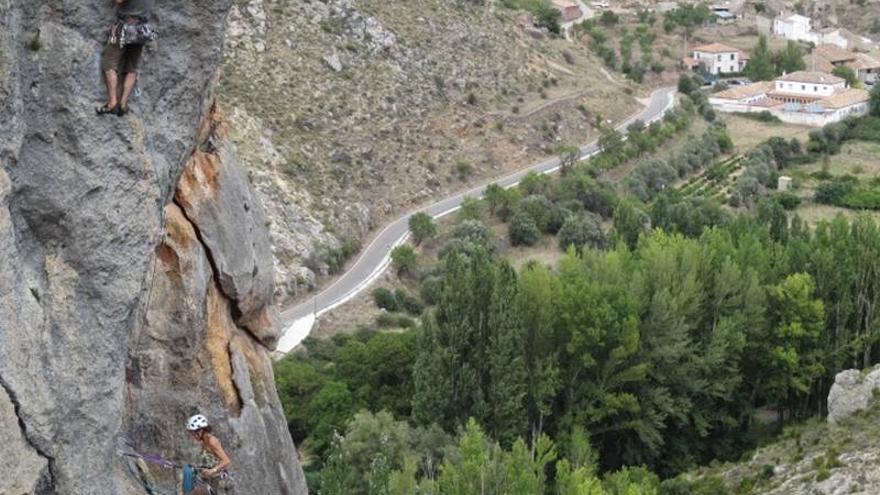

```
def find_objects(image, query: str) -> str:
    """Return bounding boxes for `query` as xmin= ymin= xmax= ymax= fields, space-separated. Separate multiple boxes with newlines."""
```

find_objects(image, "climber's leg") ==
xmin=117 ymin=45 xmax=145 ymax=115
xmin=99 ymin=44 xmax=123 ymax=113
xmin=118 ymin=72 xmax=138 ymax=115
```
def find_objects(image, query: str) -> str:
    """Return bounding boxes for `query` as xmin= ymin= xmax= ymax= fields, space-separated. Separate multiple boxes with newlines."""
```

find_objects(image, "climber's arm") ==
xmin=203 ymin=436 xmax=232 ymax=477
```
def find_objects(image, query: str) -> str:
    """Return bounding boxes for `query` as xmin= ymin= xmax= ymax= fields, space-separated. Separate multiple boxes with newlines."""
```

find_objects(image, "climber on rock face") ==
xmin=186 ymin=414 xmax=234 ymax=494
xmin=97 ymin=0 xmax=156 ymax=117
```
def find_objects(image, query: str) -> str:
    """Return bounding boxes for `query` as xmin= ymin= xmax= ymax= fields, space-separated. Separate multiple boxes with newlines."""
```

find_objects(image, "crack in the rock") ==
xmin=170 ymin=197 xmax=269 ymax=354
xmin=0 ymin=372 xmax=57 ymax=493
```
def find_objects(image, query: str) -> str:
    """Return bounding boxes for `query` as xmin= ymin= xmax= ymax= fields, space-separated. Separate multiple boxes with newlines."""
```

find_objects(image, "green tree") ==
xmin=484 ymin=183 xmax=507 ymax=218
xmin=612 ymin=200 xmax=650 ymax=249
xmin=458 ymin=195 xmax=484 ymax=221
xmin=518 ymin=264 xmax=561 ymax=439
xmin=306 ymin=381 xmax=358 ymax=456
xmin=557 ymin=144 xmax=582 ymax=175
xmin=337 ymin=410 xmax=412 ymax=492
xmin=871 ymin=83 xmax=880 ymax=116
xmin=509 ymin=210 xmax=542 ymax=246
xmin=391 ymin=244 xmax=418 ymax=276
xmin=518 ymin=195 xmax=555 ymax=233
xmin=555 ymin=248 xmax=648 ymax=467
xmin=832 ymin=65 xmax=859 ymax=87
xmin=600 ymin=9 xmax=619 ymax=26
xmin=558 ymin=212 xmax=606 ymax=252
xmin=745 ymin=35 xmax=775 ymax=81
xmin=599 ymin=127 xmax=625 ymax=158
xmin=436 ymin=420 xmax=557 ymax=494
xmin=762 ymin=273 xmax=825 ymax=424
xmin=409 ymin=212 xmax=437 ymax=245
xmin=520 ymin=170 xmax=552 ymax=195
xmin=412 ymin=250 xmax=527 ymax=437
xmin=776 ymin=41 xmax=805 ymax=74
xmin=452 ymin=219 xmax=492 ymax=247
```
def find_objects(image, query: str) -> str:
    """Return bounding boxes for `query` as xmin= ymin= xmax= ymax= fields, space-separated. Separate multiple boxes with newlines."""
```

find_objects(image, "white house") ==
xmin=773 ymin=71 xmax=846 ymax=97
xmin=772 ymin=13 xmax=848 ymax=48
xmin=692 ymin=43 xmax=747 ymax=75
xmin=773 ymin=14 xmax=812 ymax=41
xmin=709 ymin=71 xmax=870 ymax=126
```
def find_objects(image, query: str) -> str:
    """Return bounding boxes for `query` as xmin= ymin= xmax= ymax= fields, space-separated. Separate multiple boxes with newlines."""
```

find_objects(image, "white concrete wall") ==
xmin=709 ymin=99 xmax=869 ymax=126
xmin=818 ymin=31 xmax=848 ymax=49
xmin=774 ymin=80 xmax=843 ymax=96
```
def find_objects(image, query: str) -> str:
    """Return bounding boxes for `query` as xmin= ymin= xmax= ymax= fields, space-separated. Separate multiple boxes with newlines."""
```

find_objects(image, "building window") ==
xmin=814 ymin=86 xmax=818 ymax=92
xmin=717 ymin=54 xmax=722 ymax=61
xmin=802 ymin=85 xmax=806 ymax=91
xmin=730 ymin=54 xmax=735 ymax=60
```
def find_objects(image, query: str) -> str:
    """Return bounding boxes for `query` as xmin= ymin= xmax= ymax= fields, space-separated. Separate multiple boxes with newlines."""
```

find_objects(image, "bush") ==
xmin=509 ymin=210 xmax=541 ymax=246
xmin=558 ymin=212 xmax=605 ymax=251
xmin=375 ymin=313 xmax=415 ymax=329
xmin=420 ymin=274 xmax=443 ymax=305
xmin=841 ymin=187 xmax=880 ymax=209
xmin=391 ymin=244 xmax=418 ymax=276
xmin=517 ymin=195 xmax=555 ymax=233
xmin=395 ymin=288 xmax=425 ymax=316
xmin=456 ymin=160 xmax=474 ymax=180
xmin=373 ymin=288 xmax=399 ymax=312
xmin=454 ymin=219 xmax=491 ymax=246
xmin=600 ymin=10 xmax=619 ymax=25
xmin=815 ymin=176 xmax=857 ymax=205
xmin=774 ymin=192 xmax=802 ymax=210
xmin=519 ymin=171 xmax=552 ymax=195
xmin=733 ymin=111 xmax=781 ymax=123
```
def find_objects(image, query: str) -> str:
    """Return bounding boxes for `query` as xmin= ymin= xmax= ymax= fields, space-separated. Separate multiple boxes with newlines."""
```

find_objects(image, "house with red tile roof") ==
xmin=708 ymin=71 xmax=870 ymax=126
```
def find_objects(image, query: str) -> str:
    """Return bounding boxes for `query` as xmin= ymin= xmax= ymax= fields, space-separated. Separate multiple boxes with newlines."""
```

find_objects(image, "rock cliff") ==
xmin=0 ymin=1 xmax=306 ymax=493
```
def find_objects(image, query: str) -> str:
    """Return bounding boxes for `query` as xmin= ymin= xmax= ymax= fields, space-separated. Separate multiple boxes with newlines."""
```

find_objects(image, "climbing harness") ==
xmin=109 ymin=17 xmax=156 ymax=48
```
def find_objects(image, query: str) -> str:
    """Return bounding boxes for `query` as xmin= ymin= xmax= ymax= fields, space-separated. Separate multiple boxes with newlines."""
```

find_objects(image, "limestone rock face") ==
xmin=0 ymin=1 xmax=306 ymax=493
xmin=827 ymin=365 xmax=880 ymax=424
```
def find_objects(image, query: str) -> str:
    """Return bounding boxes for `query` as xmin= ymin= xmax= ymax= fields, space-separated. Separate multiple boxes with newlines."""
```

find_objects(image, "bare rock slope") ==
xmin=0 ymin=1 xmax=306 ymax=493
xmin=219 ymin=0 xmax=639 ymax=301
xmin=691 ymin=367 xmax=880 ymax=494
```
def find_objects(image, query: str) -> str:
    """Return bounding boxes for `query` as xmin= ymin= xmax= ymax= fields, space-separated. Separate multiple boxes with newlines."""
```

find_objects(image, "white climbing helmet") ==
xmin=186 ymin=414 xmax=209 ymax=431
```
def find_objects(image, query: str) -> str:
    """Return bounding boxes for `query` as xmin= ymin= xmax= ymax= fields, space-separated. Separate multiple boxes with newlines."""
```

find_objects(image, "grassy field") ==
xmin=722 ymin=114 xmax=813 ymax=153
xmin=778 ymin=140 xmax=880 ymax=224
xmin=799 ymin=141 xmax=880 ymax=178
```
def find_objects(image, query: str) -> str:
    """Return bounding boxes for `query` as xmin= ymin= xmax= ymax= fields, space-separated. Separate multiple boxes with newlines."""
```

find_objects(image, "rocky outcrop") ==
xmin=0 ymin=1 xmax=306 ymax=493
xmin=827 ymin=365 xmax=880 ymax=424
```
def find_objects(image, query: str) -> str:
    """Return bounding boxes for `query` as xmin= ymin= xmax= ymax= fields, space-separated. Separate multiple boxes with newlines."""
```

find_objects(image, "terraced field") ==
xmin=678 ymin=155 xmax=744 ymax=201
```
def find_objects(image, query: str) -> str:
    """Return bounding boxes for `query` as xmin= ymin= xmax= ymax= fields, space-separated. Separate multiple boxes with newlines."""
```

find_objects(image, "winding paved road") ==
xmin=276 ymin=86 xmax=677 ymax=352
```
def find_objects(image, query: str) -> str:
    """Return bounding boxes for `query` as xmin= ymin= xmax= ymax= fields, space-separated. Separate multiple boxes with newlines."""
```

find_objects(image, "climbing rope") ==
xmin=117 ymin=437 xmax=214 ymax=494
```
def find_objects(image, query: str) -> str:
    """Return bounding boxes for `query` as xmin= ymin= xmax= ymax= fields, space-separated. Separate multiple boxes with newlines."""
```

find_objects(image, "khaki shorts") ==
xmin=101 ymin=43 xmax=144 ymax=74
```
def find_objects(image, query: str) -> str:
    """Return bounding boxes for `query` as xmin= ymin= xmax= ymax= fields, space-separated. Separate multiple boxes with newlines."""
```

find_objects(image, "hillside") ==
xmin=689 ymin=367 xmax=880 ymax=494
xmin=218 ymin=0 xmax=642 ymax=301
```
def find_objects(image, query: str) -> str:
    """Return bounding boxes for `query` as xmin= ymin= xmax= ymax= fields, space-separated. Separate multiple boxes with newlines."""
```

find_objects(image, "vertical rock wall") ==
xmin=0 ymin=1 xmax=306 ymax=493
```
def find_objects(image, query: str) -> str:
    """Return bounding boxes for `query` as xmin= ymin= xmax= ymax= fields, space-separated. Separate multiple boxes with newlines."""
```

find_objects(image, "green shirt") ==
xmin=118 ymin=0 xmax=154 ymax=19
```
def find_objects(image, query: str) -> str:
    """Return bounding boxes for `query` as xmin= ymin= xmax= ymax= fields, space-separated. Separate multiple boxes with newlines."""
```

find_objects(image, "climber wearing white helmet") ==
xmin=186 ymin=414 xmax=233 ymax=494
